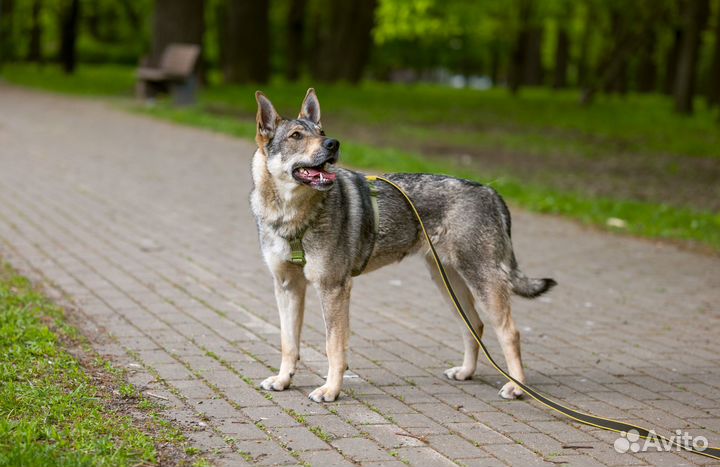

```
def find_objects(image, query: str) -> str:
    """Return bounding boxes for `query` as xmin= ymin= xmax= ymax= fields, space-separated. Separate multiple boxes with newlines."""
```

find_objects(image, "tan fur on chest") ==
xmin=251 ymin=149 xmax=324 ymax=239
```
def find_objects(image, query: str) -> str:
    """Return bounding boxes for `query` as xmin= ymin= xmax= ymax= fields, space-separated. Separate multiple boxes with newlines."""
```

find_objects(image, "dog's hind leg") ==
xmin=464 ymin=270 xmax=526 ymax=400
xmin=261 ymin=265 xmax=307 ymax=391
xmin=309 ymin=280 xmax=352 ymax=402
xmin=425 ymin=255 xmax=483 ymax=381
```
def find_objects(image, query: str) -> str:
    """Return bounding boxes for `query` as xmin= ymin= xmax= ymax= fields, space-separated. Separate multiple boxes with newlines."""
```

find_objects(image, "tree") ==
xmin=0 ymin=0 xmax=14 ymax=68
xmin=553 ymin=25 xmax=570 ymax=88
xmin=580 ymin=2 xmax=667 ymax=104
xmin=523 ymin=24 xmax=544 ymax=85
xmin=27 ymin=0 xmax=43 ymax=62
xmin=602 ymin=10 xmax=630 ymax=95
xmin=286 ymin=0 xmax=307 ymax=81
xmin=150 ymin=0 xmax=205 ymax=66
xmin=576 ymin=2 xmax=594 ymax=88
xmin=636 ymin=28 xmax=658 ymax=92
xmin=663 ymin=27 xmax=683 ymax=94
xmin=222 ymin=0 xmax=270 ymax=83
xmin=59 ymin=0 xmax=80 ymax=74
xmin=508 ymin=0 xmax=532 ymax=93
xmin=673 ymin=0 xmax=710 ymax=114
xmin=707 ymin=3 xmax=720 ymax=106
xmin=312 ymin=0 xmax=377 ymax=83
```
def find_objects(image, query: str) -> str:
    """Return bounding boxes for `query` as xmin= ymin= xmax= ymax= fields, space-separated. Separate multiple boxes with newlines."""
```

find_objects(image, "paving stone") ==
xmin=216 ymin=420 xmax=268 ymax=440
xmin=270 ymin=426 xmax=330 ymax=451
xmin=303 ymin=414 xmax=361 ymax=439
xmin=361 ymin=423 xmax=427 ymax=449
xmin=331 ymin=437 xmax=395 ymax=463
xmin=235 ymin=439 xmax=296 ymax=465
xmin=393 ymin=446 xmax=457 ymax=467
xmin=297 ymin=449 xmax=355 ymax=467
xmin=243 ymin=406 xmax=300 ymax=428
xmin=333 ymin=403 xmax=389 ymax=425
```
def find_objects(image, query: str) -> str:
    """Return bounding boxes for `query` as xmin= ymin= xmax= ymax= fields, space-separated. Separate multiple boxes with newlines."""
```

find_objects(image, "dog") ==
xmin=250 ymin=88 xmax=556 ymax=402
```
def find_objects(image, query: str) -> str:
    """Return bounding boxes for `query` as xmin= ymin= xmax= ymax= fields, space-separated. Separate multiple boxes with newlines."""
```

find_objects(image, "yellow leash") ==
xmin=366 ymin=175 xmax=720 ymax=461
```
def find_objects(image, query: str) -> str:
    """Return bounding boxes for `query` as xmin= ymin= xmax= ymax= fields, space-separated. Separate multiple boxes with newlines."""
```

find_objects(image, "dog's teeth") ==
xmin=319 ymin=173 xmax=325 ymax=182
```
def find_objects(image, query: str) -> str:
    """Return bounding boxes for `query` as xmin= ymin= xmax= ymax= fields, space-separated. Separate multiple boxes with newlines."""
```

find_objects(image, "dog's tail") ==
xmin=509 ymin=255 xmax=557 ymax=298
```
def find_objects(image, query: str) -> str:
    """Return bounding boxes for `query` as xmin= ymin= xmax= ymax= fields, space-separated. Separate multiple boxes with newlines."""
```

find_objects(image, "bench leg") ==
xmin=136 ymin=80 xmax=149 ymax=99
xmin=171 ymin=76 xmax=197 ymax=107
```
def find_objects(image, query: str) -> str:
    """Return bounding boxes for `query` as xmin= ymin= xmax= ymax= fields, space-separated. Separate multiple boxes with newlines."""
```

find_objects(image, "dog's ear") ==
xmin=298 ymin=88 xmax=321 ymax=125
xmin=256 ymin=91 xmax=281 ymax=141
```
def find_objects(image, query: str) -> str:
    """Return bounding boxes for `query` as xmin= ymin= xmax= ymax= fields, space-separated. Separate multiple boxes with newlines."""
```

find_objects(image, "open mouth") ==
xmin=292 ymin=162 xmax=337 ymax=189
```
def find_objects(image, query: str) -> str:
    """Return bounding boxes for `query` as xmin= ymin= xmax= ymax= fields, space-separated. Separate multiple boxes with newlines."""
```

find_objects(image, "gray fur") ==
xmin=251 ymin=89 xmax=556 ymax=402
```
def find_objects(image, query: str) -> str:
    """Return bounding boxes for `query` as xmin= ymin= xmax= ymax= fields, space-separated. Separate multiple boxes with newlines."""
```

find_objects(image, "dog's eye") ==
xmin=320 ymin=130 xmax=326 ymax=136
xmin=289 ymin=131 xmax=303 ymax=140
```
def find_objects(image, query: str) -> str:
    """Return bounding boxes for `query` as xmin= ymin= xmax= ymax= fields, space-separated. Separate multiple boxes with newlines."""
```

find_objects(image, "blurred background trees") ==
xmin=1 ymin=0 xmax=719 ymax=115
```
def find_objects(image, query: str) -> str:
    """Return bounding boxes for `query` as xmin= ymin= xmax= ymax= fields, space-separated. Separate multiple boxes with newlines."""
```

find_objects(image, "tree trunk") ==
xmin=674 ymin=0 xmax=710 ymax=114
xmin=663 ymin=28 xmax=683 ymax=94
xmin=119 ymin=0 xmax=141 ymax=31
xmin=0 ymin=0 xmax=14 ymax=68
xmin=636 ymin=29 xmax=657 ymax=93
xmin=59 ymin=0 xmax=80 ymax=74
xmin=27 ymin=0 xmax=43 ymax=63
xmin=523 ymin=25 xmax=543 ymax=85
xmin=507 ymin=29 xmax=527 ymax=94
xmin=508 ymin=0 xmax=532 ymax=94
xmin=577 ymin=3 xmax=594 ymax=88
xmin=222 ymin=0 xmax=270 ymax=83
xmin=553 ymin=27 xmax=569 ymax=88
xmin=707 ymin=5 xmax=720 ymax=106
xmin=312 ymin=0 xmax=377 ymax=83
xmin=285 ymin=0 xmax=306 ymax=81
xmin=151 ymin=0 xmax=205 ymax=67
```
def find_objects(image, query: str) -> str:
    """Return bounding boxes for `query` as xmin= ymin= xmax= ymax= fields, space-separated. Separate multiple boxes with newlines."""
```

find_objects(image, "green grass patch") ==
xmin=199 ymin=80 xmax=720 ymax=160
xmin=0 ymin=63 xmax=135 ymax=97
xmin=0 ymin=263 xmax=195 ymax=467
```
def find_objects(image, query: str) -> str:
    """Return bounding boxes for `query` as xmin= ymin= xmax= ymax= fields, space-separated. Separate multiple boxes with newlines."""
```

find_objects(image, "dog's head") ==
xmin=255 ymin=88 xmax=340 ymax=192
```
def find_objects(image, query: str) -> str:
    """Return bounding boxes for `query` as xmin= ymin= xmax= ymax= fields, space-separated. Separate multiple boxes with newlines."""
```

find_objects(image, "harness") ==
xmin=287 ymin=175 xmax=379 ymax=276
xmin=285 ymin=174 xmax=720 ymax=461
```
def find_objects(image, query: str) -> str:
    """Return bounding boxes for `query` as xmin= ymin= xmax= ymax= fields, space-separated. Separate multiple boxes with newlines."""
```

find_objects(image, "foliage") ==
xmin=3 ymin=0 xmax=719 ymax=95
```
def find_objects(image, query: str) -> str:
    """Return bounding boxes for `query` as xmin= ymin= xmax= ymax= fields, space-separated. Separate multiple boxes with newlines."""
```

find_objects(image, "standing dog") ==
xmin=250 ymin=89 xmax=556 ymax=402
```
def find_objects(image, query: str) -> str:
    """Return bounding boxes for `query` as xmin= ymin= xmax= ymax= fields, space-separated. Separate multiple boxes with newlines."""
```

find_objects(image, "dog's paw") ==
xmin=444 ymin=366 xmax=474 ymax=381
xmin=260 ymin=374 xmax=291 ymax=391
xmin=308 ymin=384 xmax=340 ymax=403
xmin=498 ymin=381 xmax=524 ymax=400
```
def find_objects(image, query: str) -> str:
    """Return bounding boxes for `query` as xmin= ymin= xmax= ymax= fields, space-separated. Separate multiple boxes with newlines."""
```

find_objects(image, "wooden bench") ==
xmin=136 ymin=43 xmax=200 ymax=106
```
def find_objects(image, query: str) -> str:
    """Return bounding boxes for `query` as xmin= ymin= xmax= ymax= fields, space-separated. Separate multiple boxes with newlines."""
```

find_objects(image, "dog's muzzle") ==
xmin=292 ymin=142 xmax=340 ymax=190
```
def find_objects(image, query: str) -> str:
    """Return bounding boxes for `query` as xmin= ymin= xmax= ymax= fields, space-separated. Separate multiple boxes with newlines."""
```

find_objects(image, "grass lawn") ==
xmin=0 ymin=263 xmax=204 ymax=467
xmin=2 ymin=63 xmax=719 ymax=251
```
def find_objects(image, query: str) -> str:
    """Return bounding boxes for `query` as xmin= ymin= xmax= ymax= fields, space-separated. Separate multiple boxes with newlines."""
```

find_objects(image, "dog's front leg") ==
xmin=261 ymin=265 xmax=307 ymax=391
xmin=308 ymin=280 xmax=351 ymax=402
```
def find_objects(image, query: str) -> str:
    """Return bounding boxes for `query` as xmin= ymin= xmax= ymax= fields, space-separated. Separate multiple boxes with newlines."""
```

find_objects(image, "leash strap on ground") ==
xmin=365 ymin=175 xmax=720 ymax=461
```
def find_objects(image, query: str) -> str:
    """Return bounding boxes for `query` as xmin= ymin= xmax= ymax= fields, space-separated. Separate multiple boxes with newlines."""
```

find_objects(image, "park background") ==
xmin=1 ymin=2 xmax=720 ymax=466
xmin=0 ymin=0 xmax=719 ymax=252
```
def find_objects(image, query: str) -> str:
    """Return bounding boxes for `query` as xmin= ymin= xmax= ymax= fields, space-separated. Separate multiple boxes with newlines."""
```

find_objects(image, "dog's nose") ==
xmin=323 ymin=138 xmax=339 ymax=152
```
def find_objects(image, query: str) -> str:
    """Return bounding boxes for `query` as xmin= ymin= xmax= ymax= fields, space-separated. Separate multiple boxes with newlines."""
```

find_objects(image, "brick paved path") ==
xmin=1 ymin=85 xmax=719 ymax=467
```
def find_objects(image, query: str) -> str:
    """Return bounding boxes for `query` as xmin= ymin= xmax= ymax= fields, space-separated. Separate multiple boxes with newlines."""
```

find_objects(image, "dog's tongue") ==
xmin=306 ymin=167 xmax=336 ymax=181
